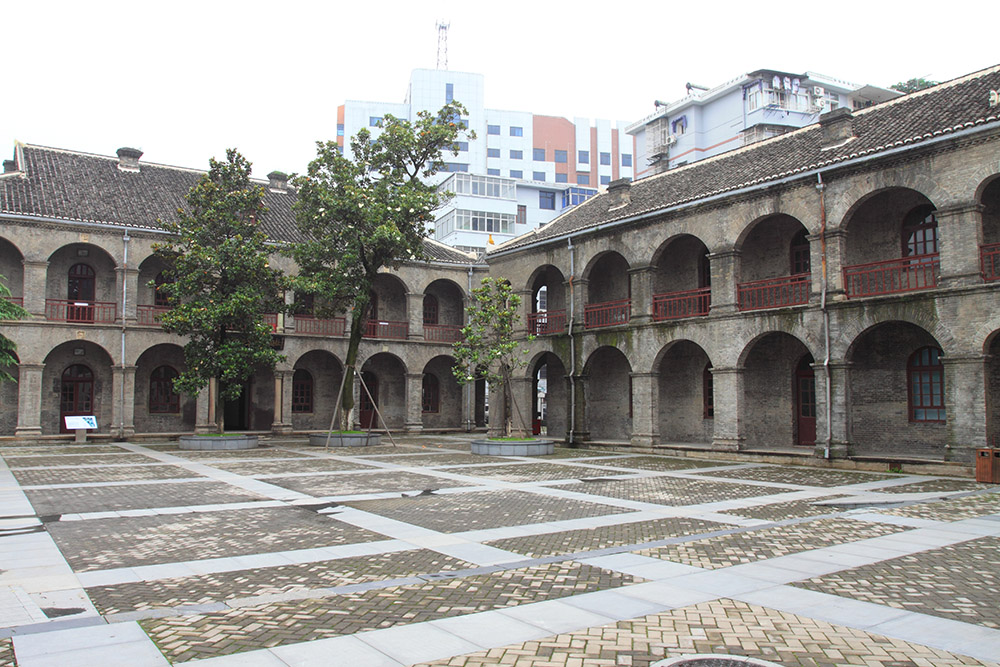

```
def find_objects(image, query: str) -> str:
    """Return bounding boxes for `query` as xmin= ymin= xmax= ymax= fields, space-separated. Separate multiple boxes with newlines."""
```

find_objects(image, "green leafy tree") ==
xmin=453 ymin=277 xmax=534 ymax=438
xmin=290 ymin=102 xmax=474 ymax=430
xmin=891 ymin=78 xmax=938 ymax=94
xmin=154 ymin=149 xmax=287 ymax=433
xmin=0 ymin=276 xmax=28 ymax=382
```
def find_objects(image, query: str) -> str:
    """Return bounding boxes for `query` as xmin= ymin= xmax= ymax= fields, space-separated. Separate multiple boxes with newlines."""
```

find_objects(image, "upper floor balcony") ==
xmin=584 ymin=299 xmax=631 ymax=329
xmin=843 ymin=255 xmax=939 ymax=298
xmin=737 ymin=274 xmax=810 ymax=311
xmin=652 ymin=287 xmax=711 ymax=321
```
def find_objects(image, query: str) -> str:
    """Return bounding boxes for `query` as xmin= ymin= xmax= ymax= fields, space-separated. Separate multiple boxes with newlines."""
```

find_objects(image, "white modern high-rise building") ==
xmin=338 ymin=69 xmax=634 ymax=252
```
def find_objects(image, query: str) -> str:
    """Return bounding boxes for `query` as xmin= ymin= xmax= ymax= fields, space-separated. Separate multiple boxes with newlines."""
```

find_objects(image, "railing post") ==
xmin=937 ymin=203 xmax=985 ymax=287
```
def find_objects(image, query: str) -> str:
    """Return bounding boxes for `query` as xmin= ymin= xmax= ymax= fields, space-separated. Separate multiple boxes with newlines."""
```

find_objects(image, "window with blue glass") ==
xmin=532 ymin=171 xmax=545 ymax=181
xmin=622 ymin=153 xmax=632 ymax=167
xmin=600 ymin=175 xmax=611 ymax=185
xmin=509 ymin=169 xmax=522 ymax=178
xmin=600 ymin=152 xmax=611 ymax=165
xmin=369 ymin=116 xmax=381 ymax=126
xmin=446 ymin=83 xmax=454 ymax=103
xmin=533 ymin=148 xmax=546 ymax=161
xmin=337 ymin=124 xmax=344 ymax=137
xmin=578 ymin=150 xmax=589 ymax=163
xmin=577 ymin=173 xmax=590 ymax=185
xmin=510 ymin=126 xmax=523 ymax=136
xmin=488 ymin=124 xmax=500 ymax=135
xmin=453 ymin=141 xmax=469 ymax=152
xmin=510 ymin=149 xmax=523 ymax=159
xmin=444 ymin=163 xmax=469 ymax=172
xmin=539 ymin=191 xmax=556 ymax=210
xmin=487 ymin=168 xmax=500 ymax=176
xmin=555 ymin=173 xmax=568 ymax=183
xmin=487 ymin=148 xmax=500 ymax=158
xmin=554 ymin=150 xmax=567 ymax=163
xmin=561 ymin=187 xmax=597 ymax=209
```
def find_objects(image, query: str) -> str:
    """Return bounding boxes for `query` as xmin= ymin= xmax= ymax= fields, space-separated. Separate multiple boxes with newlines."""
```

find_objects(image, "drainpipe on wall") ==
xmin=567 ymin=237 xmax=577 ymax=445
xmin=120 ymin=231 xmax=130 ymax=441
xmin=816 ymin=173 xmax=832 ymax=460
xmin=466 ymin=266 xmax=474 ymax=432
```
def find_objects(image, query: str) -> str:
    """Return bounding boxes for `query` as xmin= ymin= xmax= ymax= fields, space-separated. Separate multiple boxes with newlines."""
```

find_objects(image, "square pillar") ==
xmin=195 ymin=381 xmax=214 ymax=433
xmin=818 ymin=361 xmax=852 ymax=458
xmin=708 ymin=251 xmax=739 ymax=314
xmin=406 ymin=293 xmax=425 ymax=341
xmin=14 ymin=363 xmax=44 ymax=438
xmin=111 ymin=365 xmax=136 ymax=440
xmin=405 ymin=372 xmax=423 ymax=432
xmin=937 ymin=203 xmax=985 ymax=287
xmin=116 ymin=267 xmax=139 ymax=324
xmin=629 ymin=372 xmax=658 ymax=446
xmin=942 ymin=354 xmax=988 ymax=462
xmin=272 ymin=369 xmax=293 ymax=434
xmin=810 ymin=229 xmax=848 ymax=302
xmin=570 ymin=372 xmax=590 ymax=442
xmin=22 ymin=261 xmax=48 ymax=317
xmin=627 ymin=266 xmax=654 ymax=327
xmin=710 ymin=366 xmax=744 ymax=450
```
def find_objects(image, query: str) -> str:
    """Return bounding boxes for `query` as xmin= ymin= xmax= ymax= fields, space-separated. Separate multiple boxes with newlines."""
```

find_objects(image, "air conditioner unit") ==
xmin=813 ymin=86 xmax=825 ymax=97
xmin=665 ymin=135 xmax=677 ymax=146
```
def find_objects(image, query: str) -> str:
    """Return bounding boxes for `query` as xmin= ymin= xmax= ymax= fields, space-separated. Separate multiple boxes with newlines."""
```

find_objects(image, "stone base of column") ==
xmin=568 ymin=429 xmax=590 ymax=443
xmin=271 ymin=422 xmax=294 ymax=435
xmin=195 ymin=422 xmax=217 ymax=434
xmin=813 ymin=439 xmax=850 ymax=459
xmin=630 ymin=433 xmax=658 ymax=447
xmin=14 ymin=427 xmax=42 ymax=440
xmin=404 ymin=421 xmax=423 ymax=433
xmin=113 ymin=426 xmax=135 ymax=441
xmin=711 ymin=437 xmax=743 ymax=452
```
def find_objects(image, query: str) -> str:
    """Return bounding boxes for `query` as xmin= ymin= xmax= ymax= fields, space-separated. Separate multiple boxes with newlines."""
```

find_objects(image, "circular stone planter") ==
xmin=652 ymin=655 xmax=784 ymax=667
xmin=179 ymin=435 xmax=259 ymax=451
xmin=471 ymin=438 xmax=554 ymax=456
xmin=308 ymin=432 xmax=382 ymax=447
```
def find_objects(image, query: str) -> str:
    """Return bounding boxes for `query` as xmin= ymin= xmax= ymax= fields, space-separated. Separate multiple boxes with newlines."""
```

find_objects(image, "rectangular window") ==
xmin=539 ymin=191 xmax=556 ymax=210
xmin=510 ymin=126 xmax=523 ymax=136
xmin=577 ymin=173 xmax=590 ymax=185
xmin=443 ymin=163 xmax=469 ymax=172
xmin=454 ymin=141 xmax=469 ymax=152
xmin=532 ymin=171 xmax=546 ymax=181
xmin=517 ymin=205 xmax=527 ymax=224
xmin=488 ymin=124 xmax=500 ymax=135
xmin=578 ymin=150 xmax=589 ymax=163
xmin=561 ymin=187 xmax=597 ymax=208
xmin=487 ymin=168 xmax=500 ymax=176
xmin=509 ymin=149 xmax=523 ymax=159
xmin=600 ymin=152 xmax=611 ymax=165
xmin=509 ymin=169 xmax=522 ymax=178
xmin=600 ymin=175 xmax=611 ymax=185
xmin=621 ymin=153 xmax=632 ymax=167
xmin=447 ymin=173 xmax=515 ymax=198
xmin=554 ymin=150 xmax=567 ymax=163
xmin=453 ymin=209 xmax=516 ymax=233
xmin=369 ymin=116 xmax=381 ymax=126
xmin=555 ymin=173 xmax=568 ymax=183
xmin=337 ymin=124 xmax=344 ymax=137
xmin=445 ymin=83 xmax=454 ymax=103
xmin=487 ymin=148 xmax=500 ymax=158
xmin=533 ymin=148 xmax=546 ymax=161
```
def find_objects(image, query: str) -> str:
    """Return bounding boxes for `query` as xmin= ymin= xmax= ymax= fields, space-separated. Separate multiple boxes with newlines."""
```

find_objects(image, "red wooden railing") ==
xmin=364 ymin=319 xmax=409 ymax=340
xmin=425 ymin=324 xmax=463 ymax=342
xmin=737 ymin=273 xmax=810 ymax=311
xmin=652 ymin=287 xmax=710 ymax=321
xmin=528 ymin=309 xmax=566 ymax=335
xmin=294 ymin=315 xmax=346 ymax=336
xmin=584 ymin=299 xmax=630 ymax=329
xmin=262 ymin=313 xmax=279 ymax=332
xmin=981 ymin=243 xmax=1000 ymax=282
xmin=45 ymin=299 xmax=117 ymax=323
xmin=2 ymin=296 xmax=23 ymax=308
xmin=136 ymin=305 xmax=169 ymax=326
xmin=843 ymin=254 xmax=938 ymax=298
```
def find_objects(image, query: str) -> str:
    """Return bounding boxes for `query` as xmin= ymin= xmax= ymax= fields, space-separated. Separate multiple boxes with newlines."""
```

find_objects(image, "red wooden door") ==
xmin=60 ymin=364 xmax=93 ymax=432
xmin=359 ymin=372 xmax=378 ymax=429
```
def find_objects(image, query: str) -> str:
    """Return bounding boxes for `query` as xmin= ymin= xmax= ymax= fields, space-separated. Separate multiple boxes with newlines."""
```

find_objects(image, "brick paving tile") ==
xmin=636 ymin=518 xmax=908 ymax=570
xmin=47 ymin=506 xmax=382 ymax=571
xmin=538 ymin=448 xmax=621 ymax=459
xmin=0 ymin=638 xmax=13 ymax=667
xmin=266 ymin=470 xmax=473 ymax=496
xmin=453 ymin=463 xmax=625 ymax=483
xmin=3 ymin=452 xmax=159 ymax=468
xmin=345 ymin=489 xmax=631 ymax=533
xmin=551 ymin=477 xmax=787 ymax=507
xmin=11 ymin=463 xmax=203 ymax=486
xmin=880 ymin=492 xmax=1000 ymax=521
xmin=154 ymin=448 xmax=309 ymax=460
xmin=795 ymin=536 xmax=1000 ymax=629
xmin=485 ymin=517 xmax=727 ymax=558
xmin=209 ymin=457 xmax=379 ymax=476
xmin=141 ymin=561 xmax=638 ymax=663
xmin=585 ymin=456 xmax=730 ymax=472
xmin=88 ymin=549 xmax=476 ymax=615
xmin=24 ymin=481 xmax=266 ymax=515
xmin=417 ymin=598 xmax=999 ymax=667
xmin=874 ymin=479 xmax=989 ymax=494
xmin=355 ymin=452 xmax=508 ymax=467
xmin=0 ymin=445 xmax=126 ymax=455
xmin=727 ymin=496 xmax=851 ymax=521
xmin=338 ymin=445 xmax=431 ymax=456
xmin=694 ymin=466 xmax=898 ymax=487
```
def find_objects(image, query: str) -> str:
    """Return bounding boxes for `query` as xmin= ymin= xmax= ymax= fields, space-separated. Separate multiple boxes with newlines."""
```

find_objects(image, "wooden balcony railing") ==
xmin=136 ymin=305 xmax=170 ymax=326
xmin=843 ymin=254 xmax=939 ymax=298
xmin=45 ymin=299 xmax=117 ymax=323
xmin=981 ymin=243 xmax=1000 ymax=282
xmin=2 ymin=296 xmax=23 ymax=316
xmin=584 ymin=299 xmax=631 ymax=329
xmin=262 ymin=313 xmax=279 ymax=332
xmin=294 ymin=315 xmax=346 ymax=336
xmin=528 ymin=309 xmax=566 ymax=335
xmin=737 ymin=273 xmax=810 ymax=311
xmin=364 ymin=319 xmax=408 ymax=340
xmin=424 ymin=324 xmax=463 ymax=343
xmin=652 ymin=287 xmax=711 ymax=321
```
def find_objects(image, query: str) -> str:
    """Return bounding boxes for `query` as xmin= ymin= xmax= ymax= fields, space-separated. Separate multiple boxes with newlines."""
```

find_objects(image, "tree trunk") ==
xmin=214 ymin=377 xmax=225 ymax=434
xmin=341 ymin=305 xmax=366 ymax=432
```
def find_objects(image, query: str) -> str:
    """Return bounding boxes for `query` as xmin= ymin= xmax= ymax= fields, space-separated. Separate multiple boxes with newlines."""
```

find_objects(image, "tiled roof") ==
xmin=491 ymin=64 xmax=1000 ymax=254
xmin=0 ymin=145 xmax=475 ymax=264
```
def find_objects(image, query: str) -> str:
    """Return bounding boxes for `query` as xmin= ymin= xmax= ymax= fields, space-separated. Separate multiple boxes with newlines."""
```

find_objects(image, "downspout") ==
xmin=120 ymin=231 xmax=130 ymax=441
xmin=567 ymin=237 xmax=577 ymax=445
xmin=466 ymin=265 xmax=474 ymax=432
xmin=816 ymin=174 xmax=832 ymax=459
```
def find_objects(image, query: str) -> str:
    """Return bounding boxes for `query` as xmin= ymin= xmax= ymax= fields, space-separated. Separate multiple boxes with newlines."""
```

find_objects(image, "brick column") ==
xmin=710 ymin=366 xmax=744 ymax=450
xmin=195 ymin=381 xmax=214 ymax=433
xmin=14 ymin=363 xmax=44 ymax=438
xmin=571 ymin=372 xmax=590 ymax=442
xmin=405 ymin=372 xmax=423 ymax=432
xmin=271 ymin=369 xmax=293 ymax=434
xmin=572 ymin=278 xmax=589 ymax=329
xmin=116 ymin=267 xmax=139 ymax=324
xmin=22 ymin=260 xmax=48 ymax=317
xmin=627 ymin=266 xmax=654 ymax=327
xmin=937 ymin=203 xmax=985 ymax=288
xmin=111 ymin=365 xmax=136 ymax=439
xmin=509 ymin=376 xmax=535 ymax=436
xmin=406 ymin=293 xmax=424 ymax=341
xmin=629 ymin=372 xmax=658 ymax=446
xmin=708 ymin=251 xmax=739 ymax=314
xmin=942 ymin=354 xmax=988 ymax=462
xmin=820 ymin=361 xmax=852 ymax=458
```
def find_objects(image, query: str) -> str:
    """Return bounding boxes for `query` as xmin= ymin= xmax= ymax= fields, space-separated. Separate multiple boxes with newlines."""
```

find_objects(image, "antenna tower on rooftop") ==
xmin=436 ymin=20 xmax=450 ymax=70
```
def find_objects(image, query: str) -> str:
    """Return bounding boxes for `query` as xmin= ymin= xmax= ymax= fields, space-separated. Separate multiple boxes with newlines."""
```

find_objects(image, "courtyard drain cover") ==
xmin=653 ymin=656 xmax=784 ymax=667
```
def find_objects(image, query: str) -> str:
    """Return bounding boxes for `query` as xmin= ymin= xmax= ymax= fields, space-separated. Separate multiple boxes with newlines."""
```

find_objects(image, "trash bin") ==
xmin=975 ymin=449 xmax=1000 ymax=483
xmin=532 ymin=418 xmax=541 ymax=435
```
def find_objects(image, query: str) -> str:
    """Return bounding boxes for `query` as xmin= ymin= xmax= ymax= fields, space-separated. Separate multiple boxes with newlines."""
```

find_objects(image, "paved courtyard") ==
xmin=0 ymin=435 xmax=998 ymax=666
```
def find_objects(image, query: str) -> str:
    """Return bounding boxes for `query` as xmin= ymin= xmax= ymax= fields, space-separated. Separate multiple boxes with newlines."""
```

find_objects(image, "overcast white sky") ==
xmin=3 ymin=0 xmax=995 ymax=178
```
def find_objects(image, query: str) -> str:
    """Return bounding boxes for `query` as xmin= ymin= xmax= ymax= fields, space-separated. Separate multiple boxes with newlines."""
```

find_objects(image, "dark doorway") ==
xmin=359 ymin=371 xmax=378 ymax=429
xmin=60 ymin=364 xmax=94 ymax=432
xmin=796 ymin=356 xmax=817 ymax=446
xmin=224 ymin=379 xmax=252 ymax=431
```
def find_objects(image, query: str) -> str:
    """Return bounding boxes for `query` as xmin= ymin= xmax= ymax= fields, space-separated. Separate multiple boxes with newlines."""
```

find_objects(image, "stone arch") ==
xmin=978 ymin=173 xmax=1000 ymax=247
xmin=136 ymin=254 xmax=173 ymax=312
xmin=421 ymin=355 xmax=461 ymax=429
xmin=0 ymin=236 xmax=25 ymax=300
xmin=359 ymin=352 xmax=407 ymax=429
xmin=0 ymin=351 xmax=18 ymax=435
xmin=291 ymin=349 xmax=344 ymax=431
xmin=739 ymin=331 xmax=814 ymax=449
xmin=422 ymin=278 xmax=464 ymax=329
xmin=582 ymin=346 xmax=632 ymax=441
xmin=833 ymin=309 xmax=956 ymax=360
xmin=135 ymin=343 xmax=195 ymax=433
xmin=528 ymin=351 xmax=568 ymax=440
xmin=655 ymin=339 xmax=713 ymax=445
xmin=42 ymin=341 xmax=114 ymax=435
xmin=734 ymin=213 xmax=811 ymax=283
xmin=650 ymin=234 xmax=711 ymax=309
xmin=45 ymin=243 xmax=119 ymax=321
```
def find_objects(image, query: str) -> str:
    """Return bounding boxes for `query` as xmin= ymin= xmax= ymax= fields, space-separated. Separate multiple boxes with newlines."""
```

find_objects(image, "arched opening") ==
xmin=423 ymin=279 xmax=464 ymax=342
xmin=292 ymin=370 xmax=313 ymax=414
xmin=224 ymin=378 xmax=253 ymax=431
xmin=0 ymin=351 xmax=18 ymax=435
xmin=60 ymin=364 xmax=93 ymax=432
xmin=842 ymin=188 xmax=939 ymax=297
xmin=740 ymin=332 xmax=813 ymax=449
xmin=986 ymin=331 xmax=1000 ymax=446
xmin=46 ymin=244 xmax=117 ymax=323
xmin=359 ymin=353 xmax=406 ymax=428
xmin=583 ymin=346 xmax=632 ymax=441
xmin=422 ymin=355 xmax=462 ymax=429
xmin=135 ymin=344 xmax=195 ymax=433
xmin=530 ymin=352 xmax=568 ymax=439
xmin=737 ymin=214 xmax=810 ymax=311
xmin=584 ymin=252 xmax=630 ymax=328
xmin=527 ymin=265 xmax=567 ymax=334
xmin=0 ymin=238 xmax=25 ymax=304
xmin=847 ymin=321 xmax=946 ymax=458
xmin=652 ymin=235 xmax=711 ymax=320
xmin=291 ymin=350 xmax=344 ymax=431
xmin=978 ymin=176 xmax=1000 ymax=280
xmin=42 ymin=342 xmax=113 ymax=435
xmin=365 ymin=275 xmax=409 ymax=340
xmin=656 ymin=340 xmax=713 ymax=444
xmin=136 ymin=255 xmax=173 ymax=325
